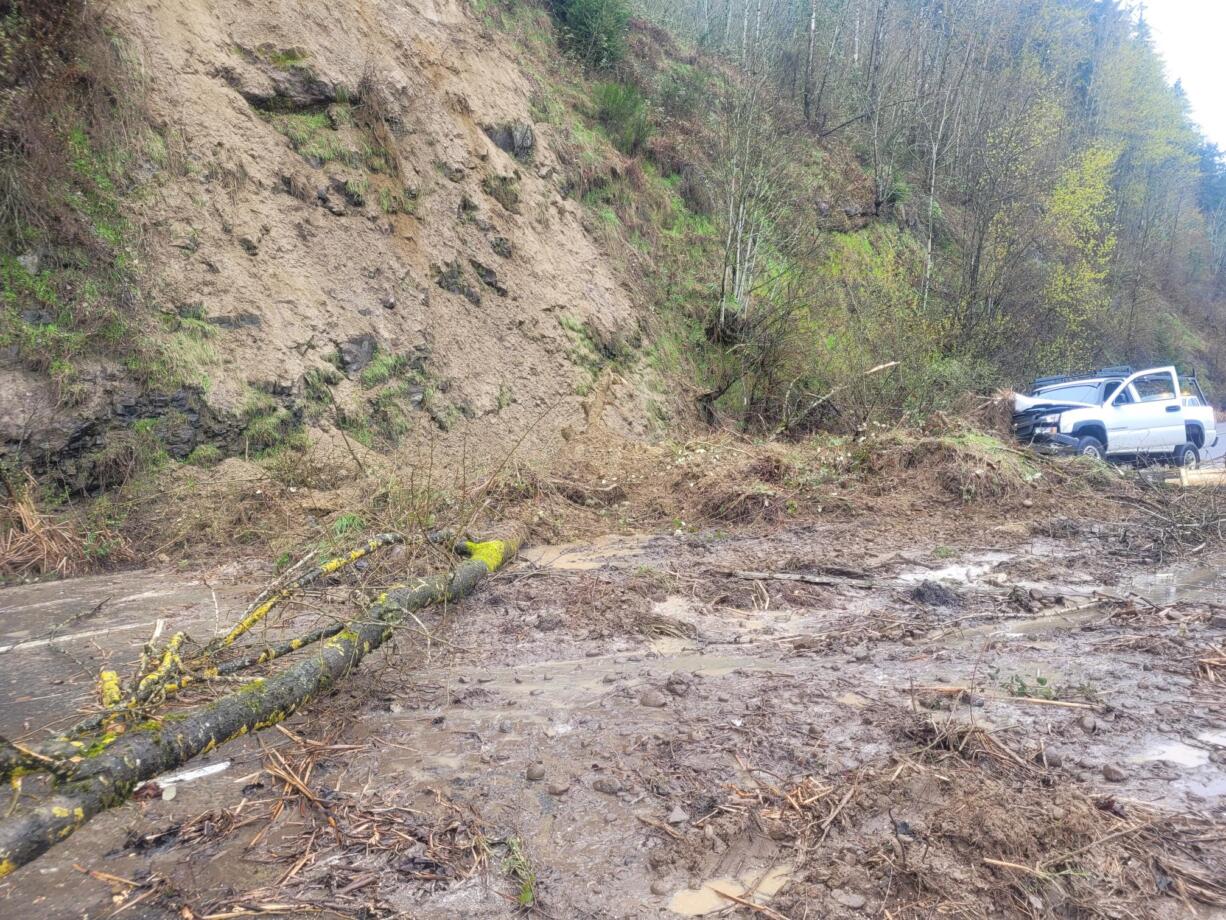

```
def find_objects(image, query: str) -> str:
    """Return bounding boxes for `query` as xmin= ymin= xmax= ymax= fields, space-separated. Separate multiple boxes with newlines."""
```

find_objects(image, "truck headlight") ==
xmin=1038 ymin=413 xmax=1061 ymax=424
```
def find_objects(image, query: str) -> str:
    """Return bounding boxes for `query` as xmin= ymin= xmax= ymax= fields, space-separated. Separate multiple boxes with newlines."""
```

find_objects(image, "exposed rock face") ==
xmin=0 ymin=364 xmax=243 ymax=492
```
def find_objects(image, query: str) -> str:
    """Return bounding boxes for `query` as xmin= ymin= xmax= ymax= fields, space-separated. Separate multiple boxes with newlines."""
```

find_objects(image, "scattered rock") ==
xmin=207 ymin=312 xmax=262 ymax=328
xmin=469 ymin=259 xmax=508 ymax=296
xmin=849 ymin=644 xmax=870 ymax=663
xmin=1077 ymin=714 xmax=1097 ymax=734
xmin=665 ymin=672 xmax=692 ymax=697
xmin=1102 ymin=763 xmax=1127 ymax=782
xmin=666 ymin=806 xmax=690 ymax=825
xmin=909 ymin=580 xmax=961 ymax=607
xmin=484 ymin=121 xmax=536 ymax=160
xmin=433 ymin=260 xmax=481 ymax=305
xmin=497 ymin=719 xmax=513 ymax=733
xmin=238 ymin=236 xmax=259 ymax=256
xmin=640 ymin=689 xmax=668 ymax=708
xmin=16 ymin=251 xmax=40 ymax=274
xmin=546 ymin=779 xmax=570 ymax=795
xmin=592 ymin=776 xmax=622 ymax=795
xmin=20 ymin=309 xmax=54 ymax=326
xmin=526 ymin=764 xmax=546 ymax=782
xmin=1033 ymin=748 xmax=1063 ymax=768
xmin=161 ymin=784 xmax=178 ymax=802
xmin=831 ymin=889 xmax=867 ymax=910
xmin=491 ymin=235 xmax=513 ymax=258
xmin=337 ymin=333 xmax=377 ymax=373
xmin=650 ymin=879 xmax=671 ymax=896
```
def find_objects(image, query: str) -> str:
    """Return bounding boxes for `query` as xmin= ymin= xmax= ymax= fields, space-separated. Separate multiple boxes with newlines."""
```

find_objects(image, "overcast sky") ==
xmin=1141 ymin=0 xmax=1226 ymax=149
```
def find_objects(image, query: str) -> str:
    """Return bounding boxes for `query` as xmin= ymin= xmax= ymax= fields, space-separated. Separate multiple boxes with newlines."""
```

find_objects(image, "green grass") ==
xmin=502 ymin=837 xmax=536 ymax=908
xmin=378 ymin=186 xmax=417 ymax=215
xmin=241 ymin=388 xmax=297 ymax=452
xmin=332 ymin=512 xmax=365 ymax=537
xmin=186 ymin=444 xmax=222 ymax=467
xmin=260 ymin=47 xmax=310 ymax=71
xmin=360 ymin=351 xmax=407 ymax=389
xmin=482 ymin=174 xmax=520 ymax=213
xmin=264 ymin=107 xmax=396 ymax=174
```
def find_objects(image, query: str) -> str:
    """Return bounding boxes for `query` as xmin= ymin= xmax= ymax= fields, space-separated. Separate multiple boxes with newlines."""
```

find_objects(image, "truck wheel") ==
xmin=1075 ymin=436 xmax=1106 ymax=460
xmin=1174 ymin=443 xmax=1200 ymax=469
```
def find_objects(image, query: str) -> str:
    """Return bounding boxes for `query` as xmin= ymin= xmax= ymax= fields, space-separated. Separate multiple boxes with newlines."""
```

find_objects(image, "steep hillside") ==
xmin=4 ymin=0 xmax=1226 ymax=571
xmin=2 ymin=0 xmax=648 ymax=493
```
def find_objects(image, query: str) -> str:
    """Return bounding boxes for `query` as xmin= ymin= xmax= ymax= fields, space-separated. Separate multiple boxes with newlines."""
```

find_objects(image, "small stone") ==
xmin=667 ymin=806 xmax=690 ymax=825
xmin=592 ymin=777 xmax=622 ymax=795
xmin=831 ymin=889 xmax=867 ymax=910
xmin=526 ymin=764 xmax=546 ymax=782
xmin=497 ymin=719 xmax=513 ymax=733
xmin=640 ymin=689 xmax=668 ymax=708
xmin=1102 ymin=763 xmax=1127 ymax=782
xmin=650 ymin=880 xmax=671 ymax=896
xmin=1022 ymin=498 xmax=1034 ymax=508
xmin=665 ymin=672 xmax=691 ymax=697
xmin=546 ymin=780 xmax=570 ymax=796
xmin=1033 ymin=748 xmax=1063 ymax=768
xmin=1078 ymin=714 xmax=1097 ymax=734
xmin=161 ymin=785 xmax=178 ymax=801
xmin=850 ymin=644 xmax=870 ymax=662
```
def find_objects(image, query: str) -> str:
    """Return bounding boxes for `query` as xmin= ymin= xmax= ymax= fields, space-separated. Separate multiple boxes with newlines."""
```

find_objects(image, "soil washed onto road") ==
xmin=1 ymin=521 xmax=1224 ymax=918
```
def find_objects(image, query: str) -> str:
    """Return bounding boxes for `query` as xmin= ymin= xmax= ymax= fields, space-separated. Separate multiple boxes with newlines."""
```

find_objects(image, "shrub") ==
xmin=656 ymin=63 xmax=706 ymax=120
xmin=555 ymin=0 xmax=630 ymax=68
xmin=593 ymin=82 xmax=651 ymax=155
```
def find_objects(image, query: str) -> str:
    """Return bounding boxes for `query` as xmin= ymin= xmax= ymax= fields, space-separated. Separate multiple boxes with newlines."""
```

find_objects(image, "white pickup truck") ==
xmin=1013 ymin=365 xmax=1218 ymax=465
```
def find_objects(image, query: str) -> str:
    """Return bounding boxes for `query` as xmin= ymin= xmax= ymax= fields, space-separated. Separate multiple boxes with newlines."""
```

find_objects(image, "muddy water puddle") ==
xmin=1131 ymin=563 xmax=1226 ymax=605
xmin=519 ymin=533 xmax=658 ymax=571
xmin=668 ymin=863 xmax=794 ymax=916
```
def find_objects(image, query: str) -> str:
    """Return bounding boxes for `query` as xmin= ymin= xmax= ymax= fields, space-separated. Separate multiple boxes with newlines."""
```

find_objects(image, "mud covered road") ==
xmin=1 ymin=522 xmax=1224 ymax=918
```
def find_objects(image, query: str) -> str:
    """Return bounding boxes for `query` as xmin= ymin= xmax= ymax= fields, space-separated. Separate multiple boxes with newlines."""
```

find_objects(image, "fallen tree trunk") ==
xmin=0 ymin=525 xmax=525 ymax=879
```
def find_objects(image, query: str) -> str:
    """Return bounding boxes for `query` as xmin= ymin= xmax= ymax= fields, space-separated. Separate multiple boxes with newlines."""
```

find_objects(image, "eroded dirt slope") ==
xmin=6 ymin=0 xmax=647 ymax=478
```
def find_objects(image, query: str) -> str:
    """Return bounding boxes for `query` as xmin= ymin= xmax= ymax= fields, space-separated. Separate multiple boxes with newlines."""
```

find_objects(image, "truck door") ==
xmin=1110 ymin=370 xmax=1182 ymax=453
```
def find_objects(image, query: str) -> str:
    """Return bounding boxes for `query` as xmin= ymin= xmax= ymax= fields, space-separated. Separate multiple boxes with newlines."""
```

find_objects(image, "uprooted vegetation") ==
xmin=5 ymin=408 xmax=1225 ymax=582
xmin=682 ymin=712 xmax=1226 ymax=918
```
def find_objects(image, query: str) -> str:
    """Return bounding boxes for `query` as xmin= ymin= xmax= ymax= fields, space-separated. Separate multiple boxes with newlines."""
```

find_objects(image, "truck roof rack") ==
xmin=1031 ymin=365 xmax=1132 ymax=391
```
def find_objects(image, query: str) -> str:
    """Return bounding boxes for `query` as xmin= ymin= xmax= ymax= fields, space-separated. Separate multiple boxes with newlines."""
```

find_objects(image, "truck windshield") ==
xmin=1035 ymin=383 xmax=1100 ymax=404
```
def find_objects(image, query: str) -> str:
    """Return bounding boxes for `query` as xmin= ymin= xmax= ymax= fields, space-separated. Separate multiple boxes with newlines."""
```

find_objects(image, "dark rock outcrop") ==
xmin=483 ymin=121 xmax=535 ymax=161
